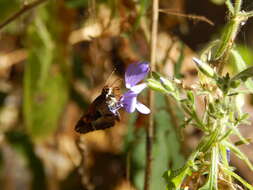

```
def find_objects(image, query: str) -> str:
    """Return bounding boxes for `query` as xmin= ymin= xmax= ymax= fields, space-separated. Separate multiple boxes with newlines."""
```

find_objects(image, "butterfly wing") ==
xmin=75 ymin=91 xmax=120 ymax=134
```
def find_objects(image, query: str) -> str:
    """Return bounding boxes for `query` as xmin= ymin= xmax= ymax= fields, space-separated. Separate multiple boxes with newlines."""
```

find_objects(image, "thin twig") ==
xmin=159 ymin=9 xmax=214 ymax=26
xmin=0 ymin=0 xmax=48 ymax=31
xmin=144 ymin=0 xmax=159 ymax=190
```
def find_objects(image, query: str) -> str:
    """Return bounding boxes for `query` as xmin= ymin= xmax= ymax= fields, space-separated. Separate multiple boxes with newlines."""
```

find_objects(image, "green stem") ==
xmin=234 ymin=0 xmax=242 ymax=14
xmin=246 ymin=11 xmax=253 ymax=18
xmin=225 ymin=0 xmax=234 ymax=15
xmin=215 ymin=13 xmax=247 ymax=74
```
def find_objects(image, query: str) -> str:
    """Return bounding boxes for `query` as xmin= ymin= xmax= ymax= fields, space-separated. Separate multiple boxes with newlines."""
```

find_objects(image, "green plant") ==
xmin=146 ymin=0 xmax=253 ymax=189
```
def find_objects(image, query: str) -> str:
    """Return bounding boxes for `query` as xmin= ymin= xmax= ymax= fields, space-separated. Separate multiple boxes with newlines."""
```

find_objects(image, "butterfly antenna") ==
xmin=104 ymin=68 xmax=116 ymax=86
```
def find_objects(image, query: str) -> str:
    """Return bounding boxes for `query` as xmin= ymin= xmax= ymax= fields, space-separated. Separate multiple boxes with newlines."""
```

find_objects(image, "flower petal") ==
xmin=125 ymin=62 xmax=150 ymax=88
xmin=122 ymin=90 xmax=138 ymax=98
xmin=121 ymin=91 xmax=137 ymax=113
xmin=135 ymin=101 xmax=150 ymax=114
xmin=130 ymin=83 xmax=147 ymax=94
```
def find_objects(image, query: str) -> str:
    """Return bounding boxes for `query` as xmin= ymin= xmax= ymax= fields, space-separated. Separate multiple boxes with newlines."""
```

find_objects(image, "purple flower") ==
xmin=125 ymin=62 xmax=150 ymax=88
xmin=120 ymin=62 xmax=150 ymax=114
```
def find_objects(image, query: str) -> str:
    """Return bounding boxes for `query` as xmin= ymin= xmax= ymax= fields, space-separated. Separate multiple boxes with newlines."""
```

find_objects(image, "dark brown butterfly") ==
xmin=75 ymin=86 xmax=121 ymax=134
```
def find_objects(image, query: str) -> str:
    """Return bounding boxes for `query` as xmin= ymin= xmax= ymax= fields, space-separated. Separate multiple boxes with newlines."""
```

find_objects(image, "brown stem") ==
xmin=0 ymin=0 xmax=48 ymax=31
xmin=144 ymin=0 xmax=159 ymax=190
xmin=159 ymin=9 xmax=214 ymax=26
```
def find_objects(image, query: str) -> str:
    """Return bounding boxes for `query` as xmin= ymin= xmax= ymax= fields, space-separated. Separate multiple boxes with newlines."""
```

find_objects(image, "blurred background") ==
xmin=1 ymin=0 xmax=253 ymax=190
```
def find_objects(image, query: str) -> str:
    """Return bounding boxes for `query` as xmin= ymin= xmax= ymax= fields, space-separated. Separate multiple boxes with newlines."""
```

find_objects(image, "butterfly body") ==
xmin=75 ymin=86 xmax=121 ymax=134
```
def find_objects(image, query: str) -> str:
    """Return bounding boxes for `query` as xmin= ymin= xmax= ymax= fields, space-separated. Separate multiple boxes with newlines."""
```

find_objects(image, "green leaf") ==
xmin=231 ymin=66 xmax=253 ymax=82
xmin=236 ymin=45 xmax=253 ymax=67
xmin=222 ymin=165 xmax=253 ymax=190
xmin=163 ymin=149 xmax=200 ymax=190
xmin=231 ymin=49 xmax=253 ymax=92
xmin=223 ymin=141 xmax=253 ymax=171
xmin=23 ymin=4 xmax=68 ymax=139
xmin=163 ymin=166 xmax=191 ymax=190
xmin=225 ymin=0 xmax=234 ymax=14
xmin=199 ymin=146 xmax=219 ymax=190
xmin=231 ymin=49 xmax=247 ymax=71
xmin=197 ymin=128 xmax=220 ymax=152
xmin=226 ymin=124 xmax=249 ymax=145
xmin=214 ymin=17 xmax=242 ymax=60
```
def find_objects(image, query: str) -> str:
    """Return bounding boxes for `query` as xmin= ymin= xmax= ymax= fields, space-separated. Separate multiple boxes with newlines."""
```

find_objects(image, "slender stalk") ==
xmin=144 ymin=0 xmax=159 ymax=190
xmin=159 ymin=9 xmax=214 ymax=26
xmin=0 ymin=0 xmax=48 ymax=31
xmin=214 ymin=2 xmax=247 ymax=74
xmin=234 ymin=0 xmax=242 ymax=14
xmin=246 ymin=11 xmax=253 ymax=18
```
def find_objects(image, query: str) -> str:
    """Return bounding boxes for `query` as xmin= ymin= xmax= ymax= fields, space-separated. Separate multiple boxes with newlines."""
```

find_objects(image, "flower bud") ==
xmin=147 ymin=78 xmax=167 ymax=93
xmin=193 ymin=57 xmax=216 ymax=78
xmin=160 ymin=77 xmax=175 ymax=92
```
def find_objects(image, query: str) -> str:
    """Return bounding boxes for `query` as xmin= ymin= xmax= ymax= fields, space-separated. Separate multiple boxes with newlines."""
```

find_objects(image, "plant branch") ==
xmin=0 ymin=0 xmax=48 ymax=31
xmin=246 ymin=11 xmax=253 ymax=18
xmin=214 ymin=2 xmax=247 ymax=74
xmin=159 ymin=9 xmax=214 ymax=26
xmin=234 ymin=0 xmax=242 ymax=14
xmin=144 ymin=0 xmax=159 ymax=190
